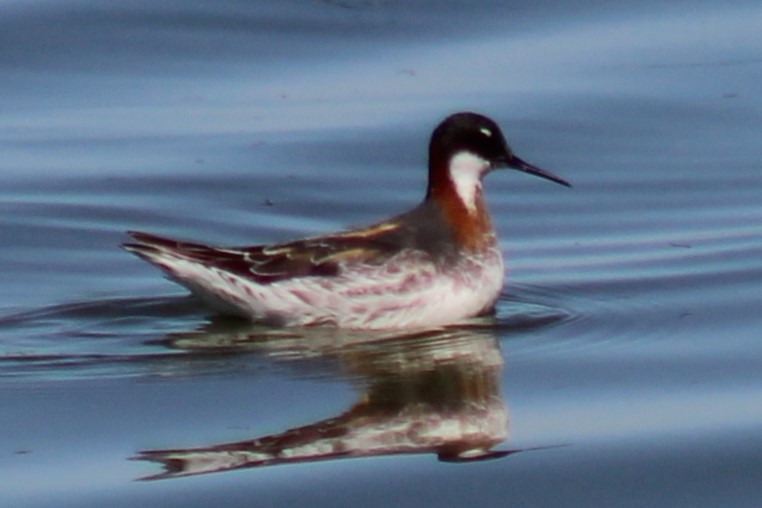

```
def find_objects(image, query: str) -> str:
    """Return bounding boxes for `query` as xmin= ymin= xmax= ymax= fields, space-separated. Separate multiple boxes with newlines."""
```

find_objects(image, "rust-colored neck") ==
xmin=426 ymin=157 xmax=496 ymax=252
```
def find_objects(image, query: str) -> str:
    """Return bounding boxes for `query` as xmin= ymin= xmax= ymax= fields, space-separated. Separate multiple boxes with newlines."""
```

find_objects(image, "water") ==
xmin=2 ymin=1 xmax=762 ymax=506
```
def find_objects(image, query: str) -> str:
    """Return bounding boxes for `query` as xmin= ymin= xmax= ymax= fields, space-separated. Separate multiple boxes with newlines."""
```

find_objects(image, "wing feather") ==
xmin=124 ymin=224 xmax=408 ymax=285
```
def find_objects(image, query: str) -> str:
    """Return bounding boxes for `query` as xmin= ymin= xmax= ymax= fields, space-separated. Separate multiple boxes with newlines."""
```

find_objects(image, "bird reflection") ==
xmin=136 ymin=320 xmax=513 ymax=480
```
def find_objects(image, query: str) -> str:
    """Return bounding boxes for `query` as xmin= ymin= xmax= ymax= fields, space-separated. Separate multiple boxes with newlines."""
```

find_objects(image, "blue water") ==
xmin=2 ymin=1 xmax=762 ymax=506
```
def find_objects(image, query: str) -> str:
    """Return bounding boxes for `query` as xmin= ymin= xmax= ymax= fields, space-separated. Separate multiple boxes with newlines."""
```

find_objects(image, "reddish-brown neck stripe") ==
xmin=426 ymin=170 xmax=496 ymax=252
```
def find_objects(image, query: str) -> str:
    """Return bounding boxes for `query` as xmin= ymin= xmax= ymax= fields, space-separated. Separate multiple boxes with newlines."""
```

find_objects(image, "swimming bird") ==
xmin=124 ymin=112 xmax=570 ymax=329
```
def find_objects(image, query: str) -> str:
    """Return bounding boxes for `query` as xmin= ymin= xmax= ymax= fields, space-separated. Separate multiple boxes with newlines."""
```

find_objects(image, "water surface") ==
xmin=2 ymin=1 xmax=762 ymax=506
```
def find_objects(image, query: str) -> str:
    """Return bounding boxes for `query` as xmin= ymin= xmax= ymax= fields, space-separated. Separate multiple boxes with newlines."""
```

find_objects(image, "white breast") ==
xmin=155 ymin=246 xmax=505 ymax=329
xmin=242 ymin=248 xmax=504 ymax=329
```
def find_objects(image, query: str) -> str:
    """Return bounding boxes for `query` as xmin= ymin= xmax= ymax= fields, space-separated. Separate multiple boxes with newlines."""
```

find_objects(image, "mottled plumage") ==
xmin=124 ymin=112 xmax=570 ymax=329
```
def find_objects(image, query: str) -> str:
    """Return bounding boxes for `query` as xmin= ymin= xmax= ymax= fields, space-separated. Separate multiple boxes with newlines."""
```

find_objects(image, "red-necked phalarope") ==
xmin=124 ymin=112 xmax=570 ymax=329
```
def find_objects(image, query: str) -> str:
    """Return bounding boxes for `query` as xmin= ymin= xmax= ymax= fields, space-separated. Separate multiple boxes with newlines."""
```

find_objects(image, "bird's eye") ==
xmin=479 ymin=127 xmax=493 ymax=137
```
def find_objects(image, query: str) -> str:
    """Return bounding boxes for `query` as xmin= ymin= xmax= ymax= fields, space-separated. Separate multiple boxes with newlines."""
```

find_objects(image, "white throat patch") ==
xmin=449 ymin=151 xmax=490 ymax=214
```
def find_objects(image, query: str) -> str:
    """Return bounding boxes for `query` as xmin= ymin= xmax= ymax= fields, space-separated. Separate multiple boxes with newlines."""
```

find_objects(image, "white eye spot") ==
xmin=479 ymin=127 xmax=493 ymax=137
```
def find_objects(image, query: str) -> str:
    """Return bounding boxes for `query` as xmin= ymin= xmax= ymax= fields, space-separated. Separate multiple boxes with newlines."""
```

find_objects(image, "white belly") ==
xmin=173 ymin=247 xmax=504 ymax=330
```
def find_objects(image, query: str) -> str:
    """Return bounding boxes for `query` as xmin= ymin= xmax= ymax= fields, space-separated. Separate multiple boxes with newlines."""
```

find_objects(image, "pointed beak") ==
xmin=501 ymin=154 xmax=571 ymax=188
